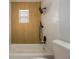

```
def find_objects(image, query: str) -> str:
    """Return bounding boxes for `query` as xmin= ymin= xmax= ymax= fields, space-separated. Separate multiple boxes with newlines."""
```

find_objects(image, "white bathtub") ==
xmin=9 ymin=44 xmax=53 ymax=59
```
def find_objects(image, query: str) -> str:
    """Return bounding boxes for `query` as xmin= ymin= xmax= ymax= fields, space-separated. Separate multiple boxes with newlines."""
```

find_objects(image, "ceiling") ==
xmin=11 ymin=0 xmax=41 ymax=2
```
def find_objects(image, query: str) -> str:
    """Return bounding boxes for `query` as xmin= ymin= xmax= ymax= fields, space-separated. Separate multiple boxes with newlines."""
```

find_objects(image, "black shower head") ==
xmin=39 ymin=7 xmax=43 ymax=14
xmin=39 ymin=7 xmax=46 ymax=14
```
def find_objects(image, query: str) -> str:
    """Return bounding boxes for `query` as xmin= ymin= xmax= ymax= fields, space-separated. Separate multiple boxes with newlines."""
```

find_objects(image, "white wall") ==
xmin=41 ymin=0 xmax=60 ymax=54
xmin=11 ymin=0 xmax=41 ymax=2
xmin=59 ymin=0 xmax=70 ymax=42
xmin=41 ymin=0 xmax=70 ymax=54
xmin=9 ymin=1 xmax=11 ymax=44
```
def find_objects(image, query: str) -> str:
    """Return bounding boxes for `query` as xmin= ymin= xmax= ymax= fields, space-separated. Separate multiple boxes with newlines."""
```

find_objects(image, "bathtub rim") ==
xmin=10 ymin=44 xmax=53 ymax=56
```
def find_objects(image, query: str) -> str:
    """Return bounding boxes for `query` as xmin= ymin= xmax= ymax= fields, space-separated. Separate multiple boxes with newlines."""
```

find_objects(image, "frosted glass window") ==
xmin=19 ymin=10 xmax=29 ymax=23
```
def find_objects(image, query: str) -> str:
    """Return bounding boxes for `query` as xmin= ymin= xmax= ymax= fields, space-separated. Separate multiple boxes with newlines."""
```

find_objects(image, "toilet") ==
xmin=53 ymin=40 xmax=70 ymax=59
xmin=32 ymin=57 xmax=47 ymax=59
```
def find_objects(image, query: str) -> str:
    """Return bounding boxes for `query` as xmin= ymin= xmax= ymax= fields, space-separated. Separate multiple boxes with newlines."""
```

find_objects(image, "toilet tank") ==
xmin=53 ymin=40 xmax=70 ymax=59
